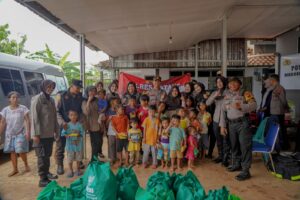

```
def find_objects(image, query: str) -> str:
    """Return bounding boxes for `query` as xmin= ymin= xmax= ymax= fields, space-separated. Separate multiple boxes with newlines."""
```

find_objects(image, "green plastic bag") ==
xmin=173 ymin=171 xmax=206 ymax=200
xmin=83 ymin=158 xmax=117 ymax=200
xmin=69 ymin=178 xmax=86 ymax=200
xmin=37 ymin=181 xmax=73 ymax=200
xmin=228 ymin=194 xmax=241 ymax=200
xmin=135 ymin=187 xmax=175 ymax=200
xmin=205 ymin=187 xmax=229 ymax=200
xmin=116 ymin=167 xmax=140 ymax=200
xmin=146 ymin=171 xmax=174 ymax=191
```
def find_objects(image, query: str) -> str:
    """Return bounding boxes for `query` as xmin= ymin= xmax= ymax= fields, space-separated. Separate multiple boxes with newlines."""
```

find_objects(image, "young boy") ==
xmin=137 ymin=94 xmax=150 ymax=130
xmin=125 ymin=97 xmax=138 ymax=119
xmin=98 ymin=89 xmax=108 ymax=113
xmin=178 ymin=107 xmax=189 ymax=131
xmin=112 ymin=104 xmax=129 ymax=167
xmin=142 ymin=105 xmax=160 ymax=169
xmin=169 ymin=114 xmax=186 ymax=172
xmin=62 ymin=110 xmax=84 ymax=177
xmin=106 ymin=97 xmax=118 ymax=165
xmin=197 ymin=101 xmax=212 ymax=159
xmin=128 ymin=118 xmax=142 ymax=166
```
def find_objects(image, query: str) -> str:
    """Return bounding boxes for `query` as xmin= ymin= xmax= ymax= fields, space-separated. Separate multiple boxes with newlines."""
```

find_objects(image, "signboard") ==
xmin=280 ymin=54 xmax=300 ymax=90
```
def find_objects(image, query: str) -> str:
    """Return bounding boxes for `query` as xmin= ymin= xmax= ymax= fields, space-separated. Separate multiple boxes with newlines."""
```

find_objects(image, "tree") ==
xmin=0 ymin=24 xmax=28 ymax=56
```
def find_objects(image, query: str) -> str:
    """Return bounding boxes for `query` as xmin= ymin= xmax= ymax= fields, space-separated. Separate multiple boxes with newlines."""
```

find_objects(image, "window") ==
xmin=198 ymin=71 xmax=210 ymax=77
xmin=170 ymin=71 xmax=182 ymax=77
xmin=24 ymin=71 xmax=44 ymax=95
xmin=145 ymin=76 xmax=154 ymax=81
xmin=184 ymin=71 xmax=195 ymax=77
xmin=227 ymin=70 xmax=244 ymax=77
xmin=0 ymin=68 xmax=25 ymax=96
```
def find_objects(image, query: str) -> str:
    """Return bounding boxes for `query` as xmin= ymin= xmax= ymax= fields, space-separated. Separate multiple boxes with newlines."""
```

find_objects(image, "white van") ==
xmin=0 ymin=53 xmax=69 ymax=150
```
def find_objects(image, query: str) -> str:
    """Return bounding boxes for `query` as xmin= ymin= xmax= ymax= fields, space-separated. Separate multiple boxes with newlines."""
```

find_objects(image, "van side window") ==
xmin=24 ymin=71 xmax=44 ymax=95
xmin=45 ymin=75 xmax=67 ymax=94
xmin=0 ymin=68 xmax=25 ymax=96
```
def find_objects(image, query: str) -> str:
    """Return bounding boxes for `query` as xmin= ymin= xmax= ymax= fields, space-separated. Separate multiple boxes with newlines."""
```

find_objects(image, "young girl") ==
xmin=185 ymin=96 xmax=195 ymax=111
xmin=157 ymin=117 xmax=170 ymax=168
xmin=185 ymin=126 xmax=198 ymax=169
xmin=178 ymin=107 xmax=189 ymax=131
xmin=137 ymin=94 xmax=150 ymax=130
xmin=106 ymin=97 xmax=118 ymax=165
xmin=0 ymin=91 xmax=30 ymax=177
xmin=128 ymin=118 xmax=142 ymax=166
xmin=197 ymin=101 xmax=212 ymax=159
xmin=62 ymin=110 xmax=84 ymax=177
xmin=125 ymin=97 xmax=138 ymax=119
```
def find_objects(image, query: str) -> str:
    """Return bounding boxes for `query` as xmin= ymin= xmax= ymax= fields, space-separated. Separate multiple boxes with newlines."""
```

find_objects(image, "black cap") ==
xmin=228 ymin=77 xmax=242 ymax=85
xmin=72 ymin=79 xmax=83 ymax=88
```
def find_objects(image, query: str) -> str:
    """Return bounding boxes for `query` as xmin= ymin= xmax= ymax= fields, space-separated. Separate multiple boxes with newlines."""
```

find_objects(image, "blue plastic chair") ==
xmin=252 ymin=121 xmax=280 ymax=173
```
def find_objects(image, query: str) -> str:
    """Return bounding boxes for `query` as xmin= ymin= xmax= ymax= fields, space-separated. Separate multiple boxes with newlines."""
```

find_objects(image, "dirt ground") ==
xmin=0 ymin=136 xmax=299 ymax=200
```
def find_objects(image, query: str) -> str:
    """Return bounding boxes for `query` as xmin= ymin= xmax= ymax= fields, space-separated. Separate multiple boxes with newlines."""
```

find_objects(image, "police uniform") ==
xmin=219 ymin=80 xmax=257 ymax=180
xmin=55 ymin=80 xmax=84 ymax=173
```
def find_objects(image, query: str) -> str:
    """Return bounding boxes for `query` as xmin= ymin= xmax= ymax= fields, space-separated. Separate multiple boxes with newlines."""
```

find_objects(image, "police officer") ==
xmin=219 ymin=77 xmax=257 ymax=181
xmin=55 ymin=79 xmax=84 ymax=175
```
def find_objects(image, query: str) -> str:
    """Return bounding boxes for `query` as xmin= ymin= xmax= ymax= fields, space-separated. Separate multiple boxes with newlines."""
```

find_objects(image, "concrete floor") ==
xmin=0 ymin=136 xmax=299 ymax=200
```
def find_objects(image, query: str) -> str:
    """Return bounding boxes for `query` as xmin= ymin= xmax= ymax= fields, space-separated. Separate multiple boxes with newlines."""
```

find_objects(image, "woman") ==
xmin=95 ymin=81 xmax=104 ymax=93
xmin=82 ymin=86 xmax=103 ymax=160
xmin=206 ymin=76 xmax=230 ymax=165
xmin=122 ymin=81 xmax=140 ymax=106
xmin=0 ymin=91 xmax=31 ymax=177
xmin=193 ymin=82 xmax=207 ymax=106
xmin=106 ymin=80 xmax=121 ymax=103
xmin=166 ymin=85 xmax=181 ymax=116
xmin=183 ymin=82 xmax=194 ymax=97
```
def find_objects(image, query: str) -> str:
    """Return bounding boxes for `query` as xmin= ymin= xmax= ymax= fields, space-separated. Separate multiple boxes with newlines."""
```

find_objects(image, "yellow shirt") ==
xmin=180 ymin=117 xmax=189 ymax=130
xmin=142 ymin=117 xmax=160 ymax=146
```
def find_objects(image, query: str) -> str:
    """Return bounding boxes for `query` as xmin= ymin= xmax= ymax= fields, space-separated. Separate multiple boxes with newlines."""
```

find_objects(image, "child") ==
xmin=125 ymin=97 xmax=138 ymax=119
xmin=106 ymin=97 xmax=118 ymax=165
xmin=189 ymin=109 xmax=202 ymax=134
xmin=137 ymin=94 xmax=150 ymax=129
xmin=158 ymin=101 xmax=168 ymax=120
xmin=128 ymin=118 xmax=142 ymax=166
xmin=185 ymin=126 xmax=198 ymax=170
xmin=185 ymin=96 xmax=195 ymax=112
xmin=112 ymin=104 xmax=129 ymax=167
xmin=157 ymin=117 xmax=170 ymax=168
xmin=178 ymin=107 xmax=189 ymax=131
xmin=62 ymin=110 xmax=84 ymax=177
xmin=197 ymin=101 xmax=212 ymax=159
xmin=98 ymin=89 xmax=108 ymax=113
xmin=169 ymin=114 xmax=186 ymax=172
xmin=142 ymin=105 xmax=160 ymax=169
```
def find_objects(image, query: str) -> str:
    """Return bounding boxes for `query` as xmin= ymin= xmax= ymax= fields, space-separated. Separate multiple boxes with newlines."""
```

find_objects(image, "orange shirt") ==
xmin=112 ymin=114 xmax=129 ymax=139
xmin=191 ymin=119 xmax=202 ymax=132
xmin=142 ymin=116 xmax=160 ymax=146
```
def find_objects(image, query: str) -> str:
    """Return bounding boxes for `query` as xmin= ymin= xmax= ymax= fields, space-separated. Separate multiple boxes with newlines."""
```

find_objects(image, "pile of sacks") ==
xmin=37 ymin=158 xmax=241 ymax=200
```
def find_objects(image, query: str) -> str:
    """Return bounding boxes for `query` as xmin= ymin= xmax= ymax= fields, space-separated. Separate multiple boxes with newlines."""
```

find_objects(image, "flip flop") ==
xmin=8 ymin=171 xmax=19 ymax=177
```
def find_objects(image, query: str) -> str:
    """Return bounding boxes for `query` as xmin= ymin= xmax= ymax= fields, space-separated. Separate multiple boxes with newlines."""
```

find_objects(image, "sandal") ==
xmin=8 ymin=170 xmax=19 ymax=177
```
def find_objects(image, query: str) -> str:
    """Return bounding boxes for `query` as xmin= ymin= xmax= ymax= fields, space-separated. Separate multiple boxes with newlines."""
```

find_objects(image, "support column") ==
xmin=221 ymin=16 xmax=227 ymax=77
xmin=79 ymin=34 xmax=86 ymax=88
xmin=112 ymin=58 xmax=116 ymax=80
xmin=155 ymin=68 xmax=159 ymax=76
xmin=195 ymin=44 xmax=199 ymax=80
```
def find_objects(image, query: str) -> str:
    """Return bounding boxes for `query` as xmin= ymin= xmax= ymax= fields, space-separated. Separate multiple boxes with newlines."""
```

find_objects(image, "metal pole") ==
xmin=195 ymin=44 xmax=199 ymax=80
xmin=221 ymin=16 xmax=227 ymax=77
xmin=79 ymin=34 xmax=87 ymax=159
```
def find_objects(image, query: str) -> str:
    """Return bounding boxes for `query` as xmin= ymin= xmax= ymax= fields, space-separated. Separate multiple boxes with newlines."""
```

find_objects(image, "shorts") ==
xmin=200 ymin=134 xmax=209 ymax=150
xmin=170 ymin=150 xmax=183 ymax=159
xmin=67 ymin=151 xmax=83 ymax=162
xmin=4 ymin=134 xmax=29 ymax=153
xmin=128 ymin=142 xmax=141 ymax=152
xmin=116 ymin=139 xmax=129 ymax=152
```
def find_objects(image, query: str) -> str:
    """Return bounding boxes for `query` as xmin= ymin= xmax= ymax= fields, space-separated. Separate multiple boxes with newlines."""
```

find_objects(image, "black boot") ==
xmin=227 ymin=165 xmax=242 ymax=172
xmin=213 ymin=157 xmax=222 ymax=163
xmin=235 ymin=171 xmax=251 ymax=181
xmin=47 ymin=172 xmax=58 ymax=180
xmin=39 ymin=178 xmax=51 ymax=187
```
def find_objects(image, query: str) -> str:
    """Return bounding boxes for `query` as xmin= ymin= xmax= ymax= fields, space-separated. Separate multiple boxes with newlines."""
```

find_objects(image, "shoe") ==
xmin=227 ymin=165 xmax=242 ymax=172
xmin=79 ymin=161 xmax=85 ymax=169
xmin=47 ymin=173 xmax=58 ymax=180
xmin=221 ymin=161 xmax=229 ymax=167
xmin=57 ymin=165 xmax=64 ymax=175
xmin=213 ymin=157 xmax=222 ymax=163
xmin=235 ymin=171 xmax=251 ymax=181
xmin=67 ymin=171 xmax=74 ymax=178
xmin=39 ymin=179 xmax=51 ymax=187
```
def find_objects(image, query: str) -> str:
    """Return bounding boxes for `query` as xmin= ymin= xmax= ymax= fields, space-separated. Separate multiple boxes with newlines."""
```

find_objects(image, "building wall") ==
xmin=276 ymin=28 xmax=300 ymax=121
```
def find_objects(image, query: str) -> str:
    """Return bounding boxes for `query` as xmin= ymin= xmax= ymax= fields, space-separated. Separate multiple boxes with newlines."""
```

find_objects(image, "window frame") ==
xmin=0 ymin=67 xmax=25 ymax=96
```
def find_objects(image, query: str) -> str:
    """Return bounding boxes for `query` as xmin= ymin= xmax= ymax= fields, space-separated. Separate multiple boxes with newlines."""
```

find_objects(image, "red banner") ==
xmin=118 ymin=72 xmax=191 ymax=95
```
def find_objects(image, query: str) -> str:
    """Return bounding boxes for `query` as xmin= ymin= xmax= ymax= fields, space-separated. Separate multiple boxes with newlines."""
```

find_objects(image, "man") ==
xmin=220 ymin=77 xmax=257 ymax=181
xmin=31 ymin=80 xmax=60 ymax=187
xmin=55 ymin=79 xmax=84 ymax=175
xmin=148 ymin=76 xmax=166 ymax=106
xmin=269 ymin=74 xmax=289 ymax=150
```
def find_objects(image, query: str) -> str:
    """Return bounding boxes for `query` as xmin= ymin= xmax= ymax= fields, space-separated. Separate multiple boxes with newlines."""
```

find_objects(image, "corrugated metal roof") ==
xmin=247 ymin=53 xmax=275 ymax=66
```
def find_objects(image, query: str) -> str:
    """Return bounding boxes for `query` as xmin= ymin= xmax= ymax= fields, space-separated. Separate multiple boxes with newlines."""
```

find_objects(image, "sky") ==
xmin=0 ymin=0 xmax=109 ymax=68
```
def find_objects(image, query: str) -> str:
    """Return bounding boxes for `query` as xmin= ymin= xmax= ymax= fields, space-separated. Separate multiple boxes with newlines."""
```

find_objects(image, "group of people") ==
xmin=0 ymin=72 xmax=288 ymax=188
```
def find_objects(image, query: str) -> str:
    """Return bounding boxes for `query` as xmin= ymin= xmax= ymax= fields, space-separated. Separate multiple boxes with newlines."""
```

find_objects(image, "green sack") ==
xmin=228 ymin=194 xmax=241 ymax=200
xmin=116 ymin=167 xmax=140 ymax=200
xmin=205 ymin=187 xmax=229 ymax=200
xmin=173 ymin=171 xmax=206 ymax=200
xmin=83 ymin=158 xmax=117 ymax=200
xmin=135 ymin=187 xmax=175 ymax=200
xmin=69 ymin=178 xmax=86 ymax=200
xmin=37 ymin=181 xmax=73 ymax=200
xmin=146 ymin=171 xmax=174 ymax=191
